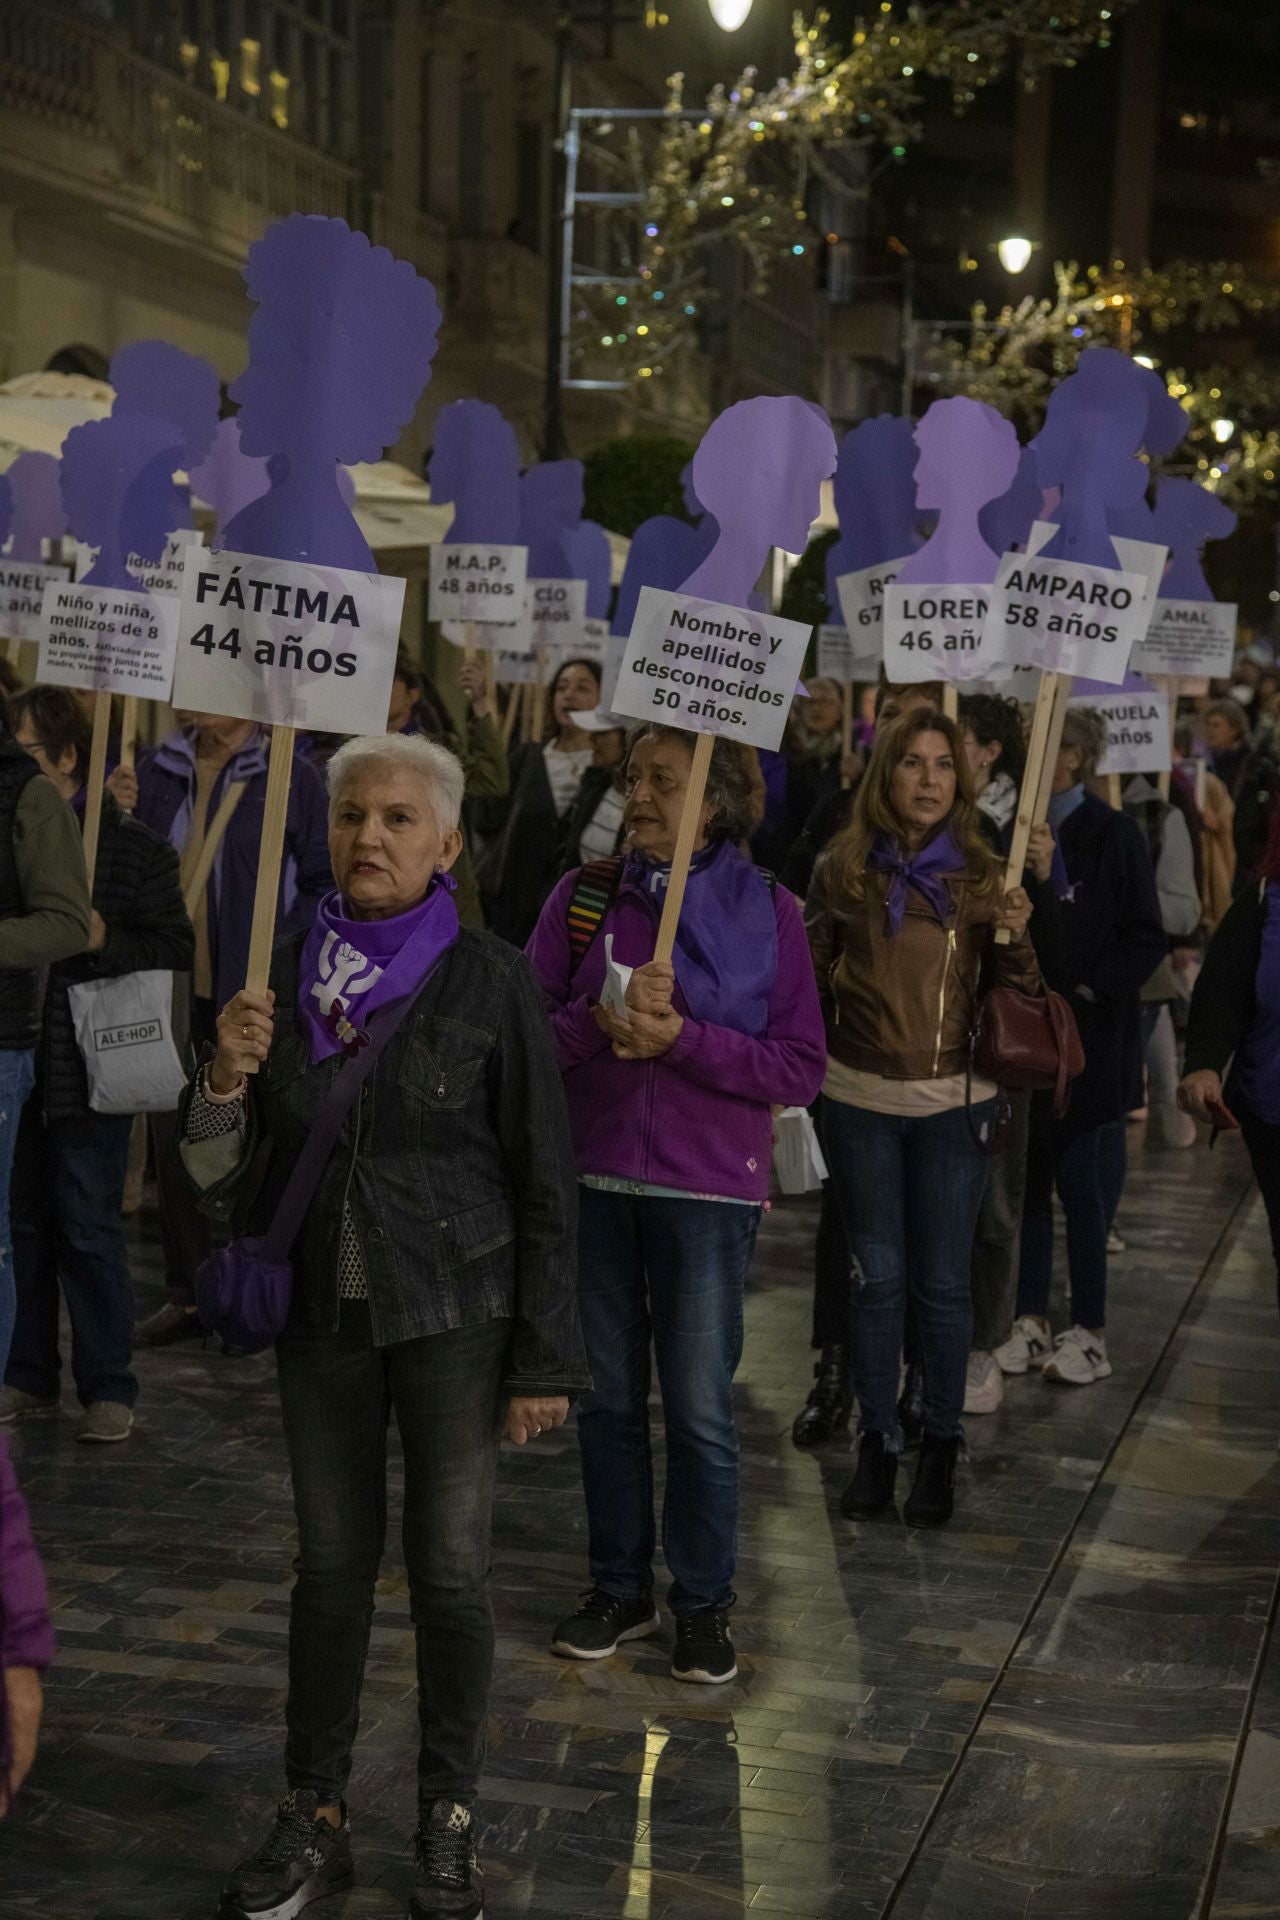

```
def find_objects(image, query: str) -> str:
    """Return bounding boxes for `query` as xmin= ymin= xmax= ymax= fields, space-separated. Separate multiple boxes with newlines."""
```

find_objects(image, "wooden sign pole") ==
xmin=501 ymin=684 xmax=520 ymax=749
xmin=243 ymin=723 xmax=296 ymax=1069
xmin=81 ymin=691 xmax=112 ymax=893
xmin=841 ymin=679 xmax=854 ymax=791
xmin=463 ymin=620 xmax=478 ymax=667
xmin=1105 ymin=774 xmax=1123 ymax=809
xmin=995 ymin=669 xmax=1068 ymax=945
xmin=941 ymin=682 xmax=959 ymax=723
xmin=653 ymin=732 xmax=715 ymax=966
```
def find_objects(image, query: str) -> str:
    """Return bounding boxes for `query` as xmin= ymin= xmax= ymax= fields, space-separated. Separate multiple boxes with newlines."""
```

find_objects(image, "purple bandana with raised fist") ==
xmin=298 ymin=875 xmax=459 ymax=1063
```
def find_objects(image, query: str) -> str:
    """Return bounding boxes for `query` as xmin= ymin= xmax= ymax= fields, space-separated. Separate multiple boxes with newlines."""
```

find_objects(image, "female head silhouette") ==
xmin=828 ymin=415 xmax=919 ymax=589
xmin=978 ymin=445 xmax=1041 ymax=559
xmin=1034 ymin=348 xmax=1149 ymax=569
xmin=519 ymin=460 xmax=586 ymax=577
xmin=1151 ymin=476 xmax=1238 ymax=601
xmin=225 ymin=215 xmax=442 ymax=568
xmin=110 ymin=341 xmax=221 ymax=472
xmin=5 ymin=451 xmax=69 ymax=562
xmin=430 ymin=401 xmax=521 ymax=546
xmin=188 ymin=417 xmax=270 ymax=545
xmin=682 ymin=397 xmax=836 ymax=607
xmin=897 ymin=398 xmax=1020 ymax=587
xmin=60 ymin=415 xmax=187 ymax=588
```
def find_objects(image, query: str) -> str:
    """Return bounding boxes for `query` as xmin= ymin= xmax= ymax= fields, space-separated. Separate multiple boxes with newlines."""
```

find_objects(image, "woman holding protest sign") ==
xmin=2 ymin=689 xmax=192 ymax=1444
xmin=805 ymin=706 xmax=1038 ymax=1526
xmin=178 ymin=730 xmax=584 ymax=1920
xmin=112 ymin=713 xmax=332 ymax=1349
xmin=1006 ymin=708 xmax=1165 ymax=1387
xmin=527 ymin=724 xmax=825 ymax=1682
xmin=475 ymin=655 xmax=602 ymax=945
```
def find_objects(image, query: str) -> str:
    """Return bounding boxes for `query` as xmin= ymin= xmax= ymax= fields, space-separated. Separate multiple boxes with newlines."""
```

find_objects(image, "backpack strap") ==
xmin=566 ymin=856 xmax=625 ymax=970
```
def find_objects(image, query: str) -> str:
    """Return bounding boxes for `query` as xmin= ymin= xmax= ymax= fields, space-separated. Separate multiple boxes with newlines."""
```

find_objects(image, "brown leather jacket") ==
xmin=804 ymin=854 xmax=1041 ymax=1080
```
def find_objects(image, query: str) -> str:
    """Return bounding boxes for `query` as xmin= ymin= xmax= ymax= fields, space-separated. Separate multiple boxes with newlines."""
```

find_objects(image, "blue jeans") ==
xmin=821 ymin=1096 xmax=994 ymax=1451
xmin=1018 ymin=1107 xmax=1125 ymax=1331
xmin=0 ymin=1049 xmax=36 ymax=1380
xmin=9 ymin=1108 xmax=138 ymax=1407
xmin=575 ymin=1186 xmax=760 ymax=1615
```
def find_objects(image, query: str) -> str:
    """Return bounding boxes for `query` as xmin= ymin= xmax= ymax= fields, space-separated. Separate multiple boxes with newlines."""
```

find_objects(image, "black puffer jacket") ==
xmin=37 ymin=794 xmax=194 ymax=1123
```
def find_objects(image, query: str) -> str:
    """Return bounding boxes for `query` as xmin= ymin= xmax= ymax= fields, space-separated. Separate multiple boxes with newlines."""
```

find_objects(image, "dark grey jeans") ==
xmin=276 ymin=1301 xmax=510 ymax=1811
xmin=970 ymin=1088 xmax=1032 ymax=1354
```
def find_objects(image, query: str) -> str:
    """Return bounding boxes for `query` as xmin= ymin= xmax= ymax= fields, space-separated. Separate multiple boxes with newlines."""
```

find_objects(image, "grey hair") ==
xmin=326 ymin=732 xmax=465 ymax=832
xmin=1060 ymin=706 xmax=1108 ymax=784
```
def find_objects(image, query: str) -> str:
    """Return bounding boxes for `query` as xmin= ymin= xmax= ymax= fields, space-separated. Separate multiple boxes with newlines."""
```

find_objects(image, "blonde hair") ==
xmin=827 ymin=706 xmax=996 ymax=901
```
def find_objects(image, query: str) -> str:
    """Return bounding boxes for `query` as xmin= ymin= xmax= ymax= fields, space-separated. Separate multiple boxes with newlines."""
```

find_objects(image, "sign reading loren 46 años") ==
xmin=173 ymin=547 xmax=404 ymax=735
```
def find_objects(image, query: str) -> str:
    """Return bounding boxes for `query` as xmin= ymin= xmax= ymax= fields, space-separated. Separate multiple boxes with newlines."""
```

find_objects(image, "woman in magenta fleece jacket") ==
xmin=0 ymin=1434 xmax=53 ymax=1812
xmin=527 ymin=725 xmax=825 ymax=1685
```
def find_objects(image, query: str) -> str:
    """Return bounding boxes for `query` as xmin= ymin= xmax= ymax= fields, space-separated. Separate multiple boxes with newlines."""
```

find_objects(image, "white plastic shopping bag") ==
xmin=66 ymin=971 xmax=188 ymax=1115
xmin=772 ymin=1107 xmax=828 ymax=1194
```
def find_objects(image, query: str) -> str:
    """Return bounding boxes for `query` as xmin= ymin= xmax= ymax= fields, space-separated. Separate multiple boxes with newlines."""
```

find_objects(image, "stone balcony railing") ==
xmin=0 ymin=0 xmax=357 ymax=264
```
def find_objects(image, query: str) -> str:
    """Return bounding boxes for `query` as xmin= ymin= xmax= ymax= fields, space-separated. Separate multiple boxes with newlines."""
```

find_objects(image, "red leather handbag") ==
xmin=972 ymin=986 xmax=1085 ymax=1118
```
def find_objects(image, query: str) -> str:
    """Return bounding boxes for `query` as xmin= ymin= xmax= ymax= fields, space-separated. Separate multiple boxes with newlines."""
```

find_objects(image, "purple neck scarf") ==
xmin=867 ymin=828 xmax=965 ymax=937
xmin=621 ymin=838 xmax=777 ymax=1036
xmin=297 ymin=874 xmax=460 ymax=1064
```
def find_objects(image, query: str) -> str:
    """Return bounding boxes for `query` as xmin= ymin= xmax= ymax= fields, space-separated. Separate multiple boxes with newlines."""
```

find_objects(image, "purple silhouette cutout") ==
xmin=430 ymin=401 xmax=522 ymax=545
xmin=223 ymin=215 xmax=441 ymax=569
xmin=1105 ymin=459 xmax=1159 ymax=544
xmin=680 ymin=398 xmax=836 ymax=607
xmin=0 ymin=473 xmax=11 ymax=555
xmin=825 ymin=416 xmax=919 ymax=610
xmin=611 ymin=516 xmax=704 ymax=636
xmin=189 ymin=417 xmax=270 ymax=544
xmin=979 ymin=446 xmax=1041 ymax=557
xmin=1033 ymin=348 xmax=1148 ymax=570
xmin=563 ymin=519 xmax=613 ymax=618
xmin=519 ymin=461 xmax=585 ymax=578
xmin=110 ymin=341 xmax=221 ymax=473
xmin=1137 ymin=364 xmax=1189 ymax=459
xmin=1150 ymin=477 xmax=1238 ymax=601
xmin=5 ymin=452 xmax=69 ymax=561
xmin=896 ymin=399 xmax=1020 ymax=588
xmin=60 ymin=415 xmax=188 ymax=588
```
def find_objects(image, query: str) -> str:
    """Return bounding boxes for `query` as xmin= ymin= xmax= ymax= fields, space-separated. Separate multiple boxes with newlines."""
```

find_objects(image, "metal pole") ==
xmin=899 ymin=254 xmax=916 ymax=417
xmin=542 ymin=11 xmax=574 ymax=460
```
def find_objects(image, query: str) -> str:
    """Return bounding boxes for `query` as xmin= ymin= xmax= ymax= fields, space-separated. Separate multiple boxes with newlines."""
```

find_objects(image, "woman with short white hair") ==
xmin=178 ymin=730 xmax=586 ymax=1920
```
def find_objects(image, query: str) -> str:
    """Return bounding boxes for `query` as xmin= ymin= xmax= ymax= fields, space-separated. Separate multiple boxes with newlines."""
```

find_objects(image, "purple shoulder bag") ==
xmin=194 ymin=988 xmax=421 ymax=1353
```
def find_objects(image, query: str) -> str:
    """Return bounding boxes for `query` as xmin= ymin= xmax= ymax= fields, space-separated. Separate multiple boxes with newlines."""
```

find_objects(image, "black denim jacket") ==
xmin=184 ymin=927 xmax=590 ymax=1397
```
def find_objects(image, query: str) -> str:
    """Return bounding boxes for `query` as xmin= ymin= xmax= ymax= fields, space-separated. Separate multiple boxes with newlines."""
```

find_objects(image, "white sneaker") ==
xmin=993 ymin=1317 xmax=1053 ymax=1377
xmin=963 ymin=1349 xmax=1003 ymax=1414
xmin=1154 ymin=1102 xmax=1198 ymax=1150
xmin=1043 ymin=1326 xmax=1112 ymax=1385
xmin=1106 ymin=1228 xmax=1127 ymax=1255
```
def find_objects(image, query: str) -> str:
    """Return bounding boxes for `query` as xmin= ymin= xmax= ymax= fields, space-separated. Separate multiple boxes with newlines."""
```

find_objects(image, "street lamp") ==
xmin=996 ymin=235 xmax=1034 ymax=276
xmin=707 ymin=0 xmax=753 ymax=25
xmin=1212 ymin=417 xmax=1236 ymax=444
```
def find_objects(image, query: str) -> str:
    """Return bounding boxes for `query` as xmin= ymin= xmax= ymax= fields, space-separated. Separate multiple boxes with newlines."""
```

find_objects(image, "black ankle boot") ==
xmin=792 ymin=1344 xmax=852 ymax=1449
xmin=903 ymin=1433 xmax=961 ymax=1528
xmin=839 ymin=1431 xmax=899 ymax=1518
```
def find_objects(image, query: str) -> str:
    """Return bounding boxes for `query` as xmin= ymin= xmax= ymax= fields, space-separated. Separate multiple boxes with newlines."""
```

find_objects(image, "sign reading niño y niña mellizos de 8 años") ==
xmin=173 ymin=547 xmax=404 ymax=736
xmin=612 ymin=586 xmax=811 ymax=754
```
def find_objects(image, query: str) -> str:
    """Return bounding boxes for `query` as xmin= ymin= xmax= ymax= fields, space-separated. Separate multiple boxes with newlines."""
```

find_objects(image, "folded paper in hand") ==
xmin=601 ymin=934 xmax=633 ymax=1019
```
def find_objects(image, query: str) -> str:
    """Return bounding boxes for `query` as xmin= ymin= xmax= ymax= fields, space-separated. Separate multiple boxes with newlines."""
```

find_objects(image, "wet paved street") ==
xmin=3 ymin=1123 xmax=1279 ymax=1920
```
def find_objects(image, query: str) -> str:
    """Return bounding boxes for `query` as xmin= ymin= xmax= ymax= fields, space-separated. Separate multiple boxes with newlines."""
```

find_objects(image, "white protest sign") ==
xmin=817 ymin=623 xmax=879 ymax=682
xmin=580 ymin=615 xmax=609 ymax=663
xmin=882 ymin=583 xmax=1007 ymax=685
xmin=528 ymin=577 xmax=588 ymax=652
xmin=1134 ymin=599 xmax=1237 ymax=679
xmin=835 ymin=560 xmax=901 ymax=648
xmin=37 ymin=580 xmax=180 ymax=699
xmin=982 ymin=549 xmax=1149 ymax=685
xmin=492 ymin=635 xmax=542 ymax=685
xmin=0 ymin=560 xmax=71 ymax=642
xmin=1072 ymin=685 xmax=1171 ymax=775
xmin=173 ymin=547 xmax=403 ymax=734
xmin=75 ymin=528 xmax=205 ymax=596
xmin=611 ymin=586 xmax=810 ymax=753
xmin=428 ymin=542 xmax=527 ymax=623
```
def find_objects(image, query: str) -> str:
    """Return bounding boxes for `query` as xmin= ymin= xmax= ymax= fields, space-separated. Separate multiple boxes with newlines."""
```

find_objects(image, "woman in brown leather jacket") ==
xmin=804 ymin=707 xmax=1039 ymax=1527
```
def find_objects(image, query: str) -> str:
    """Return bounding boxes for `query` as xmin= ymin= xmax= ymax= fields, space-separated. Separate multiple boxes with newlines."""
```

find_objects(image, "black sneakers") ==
xmin=840 ymin=1431 xmax=899 ymax=1519
xmin=791 ymin=1343 xmax=853 ymax=1448
xmin=551 ymin=1587 xmax=661 ymax=1660
xmin=410 ymin=1800 xmax=484 ymax=1919
xmin=672 ymin=1607 xmax=737 ymax=1684
xmin=219 ymin=1790 xmax=353 ymax=1919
